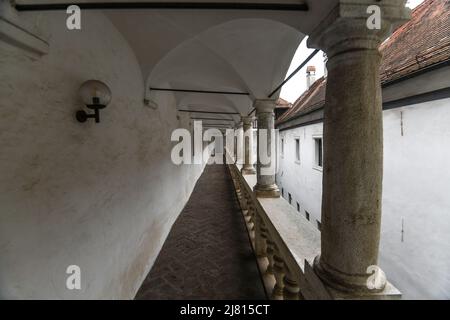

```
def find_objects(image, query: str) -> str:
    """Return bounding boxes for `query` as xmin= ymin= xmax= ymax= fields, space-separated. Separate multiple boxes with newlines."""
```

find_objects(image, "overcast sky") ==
xmin=280 ymin=0 xmax=425 ymax=103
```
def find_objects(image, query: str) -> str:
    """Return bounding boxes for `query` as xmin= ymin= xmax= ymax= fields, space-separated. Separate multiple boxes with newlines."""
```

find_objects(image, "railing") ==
xmin=225 ymin=150 xmax=327 ymax=300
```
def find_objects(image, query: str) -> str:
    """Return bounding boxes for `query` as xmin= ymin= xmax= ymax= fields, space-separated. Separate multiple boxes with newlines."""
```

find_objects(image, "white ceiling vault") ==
xmin=16 ymin=0 xmax=338 ymax=118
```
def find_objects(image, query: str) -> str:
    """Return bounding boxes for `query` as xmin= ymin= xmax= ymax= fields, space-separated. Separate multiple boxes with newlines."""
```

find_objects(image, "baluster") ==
xmin=246 ymin=199 xmax=256 ymax=240
xmin=271 ymin=251 xmax=285 ymax=300
xmin=241 ymin=193 xmax=251 ymax=222
xmin=240 ymin=192 xmax=248 ymax=215
xmin=283 ymin=270 xmax=301 ymax=300
xmin=265 ymin=239 xmax=275 ymax=275
xmin=255 ymin=215 xmax=267 ymax=258
xmin=233 ymin=180 xmax=240 ymax=195
xmin=232 ymin=173 xmax=249 ymax=216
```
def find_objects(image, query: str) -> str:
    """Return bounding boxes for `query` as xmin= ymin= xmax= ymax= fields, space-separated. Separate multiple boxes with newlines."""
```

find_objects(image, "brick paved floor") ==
xmin=135 ymin=164 xmax=266 ymax=300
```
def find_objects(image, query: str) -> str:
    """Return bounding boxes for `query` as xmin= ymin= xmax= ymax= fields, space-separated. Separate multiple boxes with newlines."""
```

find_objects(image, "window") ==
xmin=295 ymin=138 xmax=300 ymax=163
xmin=314 ymin=137 xmax=323 ymax=169
xmin=281 ymin=138 xmax=284 ymax=157
xmin=192 ymin=129 xmax=195 ymax=157
xmin=288 ymin=193 xmax=292 ymax=205
xmin=305 ymin=211 xmax=310 ymax=221
xmin=296 ymin=202 xmax=300 ymax=212
xmin=281 ymin=188 xmax=284 ymax=198
xmin=317 ymin=220 xmax=322 ymax=231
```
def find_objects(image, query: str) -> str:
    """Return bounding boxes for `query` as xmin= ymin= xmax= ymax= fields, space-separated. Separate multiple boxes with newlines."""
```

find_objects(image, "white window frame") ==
xmin=313 ymin=135 xmax=323 ymax=172
xmin=294 ymin=137 xmax=301 ymax=164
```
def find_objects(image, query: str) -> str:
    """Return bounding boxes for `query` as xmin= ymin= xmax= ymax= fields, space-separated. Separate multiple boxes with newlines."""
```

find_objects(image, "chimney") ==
xmin=306 ymin=65 xmax=316 ymax=89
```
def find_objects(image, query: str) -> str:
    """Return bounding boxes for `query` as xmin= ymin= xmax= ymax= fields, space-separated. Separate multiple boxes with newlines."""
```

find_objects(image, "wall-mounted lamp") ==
xmin=76 ymin=80 xmax=112 ymax=123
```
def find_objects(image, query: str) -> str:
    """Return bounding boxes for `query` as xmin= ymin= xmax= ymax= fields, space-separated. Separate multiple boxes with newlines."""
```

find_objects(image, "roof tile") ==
xmin=277 ymin=0 xmax=450 ymax=126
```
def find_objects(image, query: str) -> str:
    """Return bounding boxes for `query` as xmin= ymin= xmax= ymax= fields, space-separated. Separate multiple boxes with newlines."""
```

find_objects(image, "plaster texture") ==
xmin=276 ymin=69 xmax=450 ymax=299
xmin=0 ymin=10 xmax=206 ymax=299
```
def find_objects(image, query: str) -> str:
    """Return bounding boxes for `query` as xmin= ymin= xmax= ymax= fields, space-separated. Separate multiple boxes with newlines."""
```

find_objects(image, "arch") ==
xmin=143 ymin=18 xmax=304 ymax=115
xmin=103 ymin=2 xmax=338 ymax=113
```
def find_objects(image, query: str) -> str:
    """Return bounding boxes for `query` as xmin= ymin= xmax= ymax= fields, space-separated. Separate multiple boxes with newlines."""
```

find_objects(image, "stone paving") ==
xmin=135 ymin=164 xmax=266 ymax=300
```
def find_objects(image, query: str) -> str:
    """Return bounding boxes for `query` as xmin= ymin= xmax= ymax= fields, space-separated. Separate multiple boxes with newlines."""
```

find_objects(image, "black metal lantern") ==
xmin=76 ymin=80 xmax=111 ymax=123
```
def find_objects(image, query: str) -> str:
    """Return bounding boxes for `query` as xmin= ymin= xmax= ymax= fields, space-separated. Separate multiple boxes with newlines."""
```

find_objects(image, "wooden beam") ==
xmin=190 ymin=117 xmax=235 ymax=121
xmin=151 ymin=87 xmax=249 ymax=96
xmin=15 ymin=2 xmax=308 ymax=12
xmin=178 ymin=109 xmax=240 ymax=115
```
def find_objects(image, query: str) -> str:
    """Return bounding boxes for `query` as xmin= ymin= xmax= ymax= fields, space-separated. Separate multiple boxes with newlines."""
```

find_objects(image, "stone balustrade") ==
xmin=226 ymin=149 xmax=320 ymax=299
xmin=225 ymin=149 xmax=401 ymax=300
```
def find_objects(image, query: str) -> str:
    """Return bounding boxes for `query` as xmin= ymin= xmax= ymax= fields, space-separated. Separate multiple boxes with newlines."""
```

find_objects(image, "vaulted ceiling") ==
xmin=16 ymin=0 xmax=338 ymax=122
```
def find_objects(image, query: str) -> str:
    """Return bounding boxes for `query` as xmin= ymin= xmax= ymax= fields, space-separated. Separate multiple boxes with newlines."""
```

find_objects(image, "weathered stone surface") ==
xmin=254 ymin=99 xmax=280 ymax=198
xmin=241 ymin=116 xmax=256 ymax=175
xmin=0 ymin=9 xmax=206 ymax=299
xmin=307 ymin=0 xmax=410 ymax=294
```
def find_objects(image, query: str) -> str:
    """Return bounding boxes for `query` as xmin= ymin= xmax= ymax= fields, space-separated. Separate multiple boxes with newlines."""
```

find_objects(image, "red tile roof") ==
xmin=276 ymin=97 xmax=293 ymax=109
xmin=277 ymin=76 xmax=327 ymax=122
xmin=380 ymin=0 xmax=450 ymax=84
xmin=277 ymin=0 xmax=450 ymax=126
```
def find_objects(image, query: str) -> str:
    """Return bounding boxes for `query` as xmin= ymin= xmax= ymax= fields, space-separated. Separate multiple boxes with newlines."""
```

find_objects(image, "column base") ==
xmin=241 ymin=166 xmax=256 ymax=175
xmin=253 ymin=183 xmax=280 ymax=198
xmin=302 ymin=259 xmax=401 ymax=300
xmin=313 ymin=255 xmax=386 ymax=295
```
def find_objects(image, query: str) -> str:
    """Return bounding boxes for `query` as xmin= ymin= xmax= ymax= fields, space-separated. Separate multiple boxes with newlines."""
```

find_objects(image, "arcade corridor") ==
xmin=0 ymin=0 xmax=420 ymax=300
xmin=135 ymin=164 xmax=265 ymax=299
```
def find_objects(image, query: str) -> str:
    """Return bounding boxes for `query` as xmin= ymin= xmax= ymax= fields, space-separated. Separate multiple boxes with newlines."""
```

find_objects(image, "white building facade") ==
xmin=276 ymin=60 xmax=450 ymax=301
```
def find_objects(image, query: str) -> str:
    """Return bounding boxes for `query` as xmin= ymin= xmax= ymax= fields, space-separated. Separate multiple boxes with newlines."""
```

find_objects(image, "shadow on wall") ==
xmin=0 ymin=10 xmax=206 ymax=299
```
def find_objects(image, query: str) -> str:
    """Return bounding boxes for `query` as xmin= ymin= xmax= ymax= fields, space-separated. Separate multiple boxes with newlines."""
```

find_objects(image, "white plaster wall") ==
xmin=276 ymin=97 xmax=450 ymax=299
xmin=276 ymin=123 xmax=323 ymax=227
xmin=380 ymin=98 xmax=450 ymax=300
xmin=0 ymin=11 xmax=206 ymax=299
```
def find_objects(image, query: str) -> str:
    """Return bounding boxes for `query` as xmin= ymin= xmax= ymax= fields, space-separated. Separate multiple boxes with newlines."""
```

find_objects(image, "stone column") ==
xmin=253 ymin=99 xmax=280 ymax=198
xmin=241 ymin=116 xmax=256 ymax=175
xmin=308 ymin=0 xmax=410 ymax=294
xmin=235 ymin=123 xmax=244 ymax=165
xmin=233 ymin=126 xmax=238 ymax=164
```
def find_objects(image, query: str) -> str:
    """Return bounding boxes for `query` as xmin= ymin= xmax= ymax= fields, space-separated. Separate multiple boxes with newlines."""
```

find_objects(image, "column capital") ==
xmin=254 ymin=99 xmax=277 ymax=114
xmin=307 ymin=0 xmax=410 ymax=58
xmin=241 ymin=116 xmax=254 ymax=126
